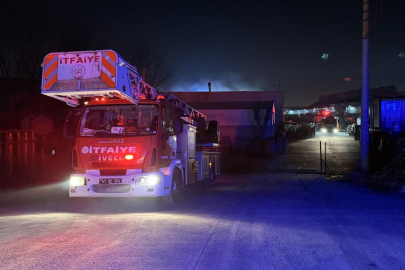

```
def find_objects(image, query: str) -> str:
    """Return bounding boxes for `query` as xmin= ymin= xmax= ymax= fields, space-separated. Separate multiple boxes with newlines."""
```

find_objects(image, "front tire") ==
xmin=162 ymin=169 xmax=183 ymax=204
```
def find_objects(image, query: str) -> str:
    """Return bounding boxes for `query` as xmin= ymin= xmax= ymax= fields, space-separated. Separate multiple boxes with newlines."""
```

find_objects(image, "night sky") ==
xmin=4 ymin=0 xmax=405 ymax=106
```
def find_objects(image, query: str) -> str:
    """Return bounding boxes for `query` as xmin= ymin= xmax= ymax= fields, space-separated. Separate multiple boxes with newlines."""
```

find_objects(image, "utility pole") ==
xmin=361 ymin=0 xmax=370 ymax=171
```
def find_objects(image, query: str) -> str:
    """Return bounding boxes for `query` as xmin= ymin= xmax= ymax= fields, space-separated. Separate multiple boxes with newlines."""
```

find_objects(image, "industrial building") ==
xmin=285 ymin=85 xmax=405 ymax=133
xmin=169 ymin=91 xmax=284 ymax=150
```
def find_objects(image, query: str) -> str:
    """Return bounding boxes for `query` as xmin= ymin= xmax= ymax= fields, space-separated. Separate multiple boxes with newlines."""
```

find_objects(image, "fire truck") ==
xmin=317 ymin=110 xmax=339 ymax=133
xmin=41 ymin=50 xmax=220 ymax=203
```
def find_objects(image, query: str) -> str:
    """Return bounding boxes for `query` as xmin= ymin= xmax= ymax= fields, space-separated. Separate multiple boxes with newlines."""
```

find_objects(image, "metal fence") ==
xmin=0 ymin=131 xmax=35 ymax=144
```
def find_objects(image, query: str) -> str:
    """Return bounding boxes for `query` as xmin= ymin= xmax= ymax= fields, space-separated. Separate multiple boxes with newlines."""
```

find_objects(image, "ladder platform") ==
xmin=41 ymin=50 xmax=155 ymax=107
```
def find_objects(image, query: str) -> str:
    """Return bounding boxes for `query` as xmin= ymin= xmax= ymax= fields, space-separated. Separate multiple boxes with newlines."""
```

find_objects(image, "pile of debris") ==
xmin=331 ymin=170 xmax=369 ymax=184
xmin=370 ymin=153 xmax=405 ymax=190
xmin=331 ymin=153 xmax=405 ymax=191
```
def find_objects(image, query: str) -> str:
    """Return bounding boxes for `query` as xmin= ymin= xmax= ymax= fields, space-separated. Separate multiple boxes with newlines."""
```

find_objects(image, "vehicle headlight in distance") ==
xmin=333 ymin=128 xmax=338 ymax=133
xmin=321 ymin=128 xmax=327 ymax=133
xmin=70 ymin=176 xmax=86 ymax=186
xmin=138 ymin=175 xmax=161 ymax=185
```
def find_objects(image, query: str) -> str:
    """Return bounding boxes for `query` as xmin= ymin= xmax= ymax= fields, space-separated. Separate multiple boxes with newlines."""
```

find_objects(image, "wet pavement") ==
xmin=2 ymin=133 xmax=404 ymax=269
xmin=0 ymin=140 xmax=73 ymax=190
xmin=1 ymin=173 xmax=405 ymax=269
xmin=223 ymin=132 xmax=360 ymax=174
xmin=280 ymin=131 xmax=360 ymax=173
xmin=0 ymin=132 xmax=357 ymax=191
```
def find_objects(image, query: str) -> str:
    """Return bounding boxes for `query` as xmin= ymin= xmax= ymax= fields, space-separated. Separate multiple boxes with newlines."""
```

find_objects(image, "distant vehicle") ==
xmin=320 ymin=115 xmax=338 ymax=133
xmin=347 ymin=123 xmax=355 ymax=136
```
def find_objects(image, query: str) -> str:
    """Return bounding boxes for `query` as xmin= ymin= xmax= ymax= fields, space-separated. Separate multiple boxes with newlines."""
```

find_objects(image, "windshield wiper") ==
xmin=94 ymin=130 xmax=111 ymax=134
xmin=93 ymin=130 xmax=117 ymax=137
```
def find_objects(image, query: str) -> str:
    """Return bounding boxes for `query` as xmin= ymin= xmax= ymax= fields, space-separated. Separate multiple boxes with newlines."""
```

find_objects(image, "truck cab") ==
xmin=320 ymin=115 xmax=338 ymax=133
xmin=68 ymin=98 xmax=187 ymax=203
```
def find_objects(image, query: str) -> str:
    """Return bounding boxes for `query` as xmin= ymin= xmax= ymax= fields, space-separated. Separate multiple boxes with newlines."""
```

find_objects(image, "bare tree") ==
xmin=123 ymin=42 xmax=171 ymax=91
xmin=0 ymin=3 xmax=54 ymax=80
xmin=0 ymin=43 xmax=11 ymax=78
xmin=253 ymin=108 xmax=271 ymax=138
xmin=0 ymin=3 xmax=91 ymax=81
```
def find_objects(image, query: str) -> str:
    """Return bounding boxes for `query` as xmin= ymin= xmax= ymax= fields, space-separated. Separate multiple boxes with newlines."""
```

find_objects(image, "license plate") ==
xmin=99 ymin=178 xmax=122 ymax=184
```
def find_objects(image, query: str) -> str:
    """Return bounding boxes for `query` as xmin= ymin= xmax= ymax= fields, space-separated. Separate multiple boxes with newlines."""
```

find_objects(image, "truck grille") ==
xmin=92 ymin=162 xmax=129 ymax=168
xmin=92 ymin=184 xmax=131 ymax=193
xmin=100 ymin=169 xmax=127 ymax=176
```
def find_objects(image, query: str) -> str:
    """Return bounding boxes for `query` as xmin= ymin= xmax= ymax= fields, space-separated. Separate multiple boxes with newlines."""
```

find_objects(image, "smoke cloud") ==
xmin=169 ymin=73 xmax=275 ymax=92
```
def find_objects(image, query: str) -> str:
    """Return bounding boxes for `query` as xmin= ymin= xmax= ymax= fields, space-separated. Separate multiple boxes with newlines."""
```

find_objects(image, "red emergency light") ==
xmin=125 ymin=155 xmax=134 ymax=160
xmin=322 ymin=110 xmax=330 ymax=117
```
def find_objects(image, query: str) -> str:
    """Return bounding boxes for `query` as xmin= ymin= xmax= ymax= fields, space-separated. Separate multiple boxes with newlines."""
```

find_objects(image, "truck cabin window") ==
xmin=79 ymin=105 xmax=158 ymax=137
xmin=322 ymin=116 xmax=336 ymax=125
xmin=162 ymin=107 xmax=174 ymax=134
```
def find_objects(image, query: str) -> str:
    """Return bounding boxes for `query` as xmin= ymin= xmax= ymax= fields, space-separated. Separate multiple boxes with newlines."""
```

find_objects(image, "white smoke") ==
xmin=169 ymin=73 xmax=272 ymax=92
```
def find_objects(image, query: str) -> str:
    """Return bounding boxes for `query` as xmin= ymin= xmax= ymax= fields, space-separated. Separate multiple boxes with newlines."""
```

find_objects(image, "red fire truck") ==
xmin=41 ymin=50 xmax=220 ymax=204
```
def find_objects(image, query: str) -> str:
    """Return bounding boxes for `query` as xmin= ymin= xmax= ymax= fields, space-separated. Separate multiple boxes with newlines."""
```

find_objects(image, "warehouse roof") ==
xmin=187 ymin=101 xmax=274 ymax=109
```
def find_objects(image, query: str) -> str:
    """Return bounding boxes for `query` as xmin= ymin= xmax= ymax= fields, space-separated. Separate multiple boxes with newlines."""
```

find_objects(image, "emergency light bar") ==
xmin=41 ymin=50 xmax=156 ymax=107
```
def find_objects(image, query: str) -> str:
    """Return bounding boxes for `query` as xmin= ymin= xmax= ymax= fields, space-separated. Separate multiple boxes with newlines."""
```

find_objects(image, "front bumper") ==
xmin=69 ymin=172 xmax=170 ymax=197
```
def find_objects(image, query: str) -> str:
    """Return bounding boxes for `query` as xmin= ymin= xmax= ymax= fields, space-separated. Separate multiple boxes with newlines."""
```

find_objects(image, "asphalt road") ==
xmin=1 ymin=172 xmax=405 ymax=270
xmin=228 ymin=131 xmax=360 ymax=174
xmin=287 ymin=131 xmax=360 ymax=173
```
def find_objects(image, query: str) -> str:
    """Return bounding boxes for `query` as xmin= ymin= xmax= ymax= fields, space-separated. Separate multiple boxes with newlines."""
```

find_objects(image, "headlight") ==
xmin=70 ymin=176 xmax=85 ymax=186
xmin=333 ymin=128 xmax=338 ymax=133
xmin=137 ymin=175 xmax=161 ymax=185
xmin=321 ymin=128 xmax=327 ymax=133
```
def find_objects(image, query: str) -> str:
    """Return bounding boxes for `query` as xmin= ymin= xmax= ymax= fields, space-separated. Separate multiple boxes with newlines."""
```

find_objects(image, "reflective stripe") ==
xmin=45 ymin=55 xmax=58 ymax=70
xmin=101 ymin=51 xmax=116 ymax=88
xmin=101 ymin=71 xmax=115 ymax=88
xmin=43 ymin=54 xmax=58 ymax=90
xmin=104 ymin=51 xmax=117 ymax=63
xmin=44 ymin=73 xmax=57 ymax=90
xmin=102 ymin=56 xmax=116 ymax=76
xmin=102 ymin=51 xmax=116 ymax=67
xmin=45 ymin=54 xmax=57 ymax=66
xmin=44 ymin=58 xmax=58 ymax=79
xmin=101 ymin=64 xmax=113 ymax=79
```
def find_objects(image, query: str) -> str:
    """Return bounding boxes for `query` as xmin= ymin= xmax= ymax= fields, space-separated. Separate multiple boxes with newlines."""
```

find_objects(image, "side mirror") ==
xmin=63 ymin=109 xmax=82 ymax=139
xmin=174 ymin=118 xmax=183 ymax=135
xmin=161 ymin=133 xmax=169 ymax=150
xmin=63 ymin=120 xmax=74 ymax=138
xmin=150 ymin=115 xmax=158 ymax=133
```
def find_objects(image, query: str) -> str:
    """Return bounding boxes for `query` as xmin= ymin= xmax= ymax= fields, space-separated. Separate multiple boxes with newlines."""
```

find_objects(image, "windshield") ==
xmin=79 ymin=104 xmax=158 ymax=137
xmin=322 ymin=116 xmax=335 ymax=125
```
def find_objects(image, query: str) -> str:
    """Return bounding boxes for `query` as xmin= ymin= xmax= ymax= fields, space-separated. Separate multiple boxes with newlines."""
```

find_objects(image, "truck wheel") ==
xmin=162 ymin=169 xmax=183 ymax=204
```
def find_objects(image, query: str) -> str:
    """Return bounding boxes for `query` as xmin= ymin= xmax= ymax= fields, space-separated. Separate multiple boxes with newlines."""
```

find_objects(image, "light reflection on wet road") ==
xmin=1 ymin=173 xmax=405 ymax=269
xmin=0 ymin=142 xmax=72 ymax=190
xmin=1 ymin=135 xmax=405 ymax=269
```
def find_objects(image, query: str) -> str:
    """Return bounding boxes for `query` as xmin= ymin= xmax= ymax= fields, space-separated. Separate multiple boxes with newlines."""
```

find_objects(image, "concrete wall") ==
xmin=199 ymin=109 xmax=275 ymax=145
xmin=199 ymin=109 xmax=257 ymax=126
